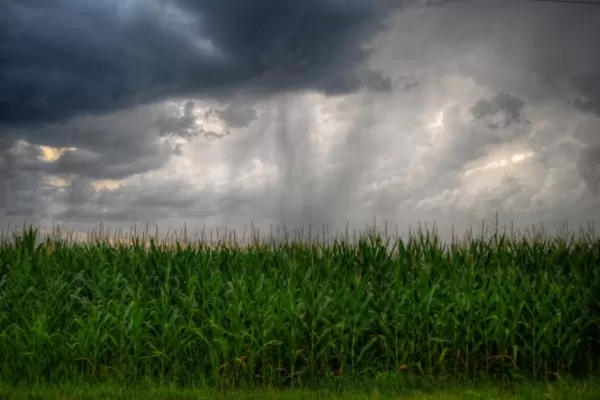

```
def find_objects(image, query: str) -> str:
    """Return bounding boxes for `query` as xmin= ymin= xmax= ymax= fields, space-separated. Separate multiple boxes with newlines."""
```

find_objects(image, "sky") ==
xmin=1 ymin=0 xmax=600 ymax=240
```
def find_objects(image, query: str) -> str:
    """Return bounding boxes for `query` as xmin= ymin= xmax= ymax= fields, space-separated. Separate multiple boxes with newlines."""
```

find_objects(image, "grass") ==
xmin=3 ymin=378 xmax=600 ymax=399
xmin=0 ymin=222 xmax=599 ymax=396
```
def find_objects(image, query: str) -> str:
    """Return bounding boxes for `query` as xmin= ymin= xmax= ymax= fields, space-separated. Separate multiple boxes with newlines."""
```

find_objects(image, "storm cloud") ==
xmin=0 ymin=0 xmax=397 ymax=127
xmin=1 ymin=0 xmax=600 ymax=239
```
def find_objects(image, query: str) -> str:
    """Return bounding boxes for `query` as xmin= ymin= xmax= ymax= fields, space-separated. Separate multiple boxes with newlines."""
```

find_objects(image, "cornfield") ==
xmin=0 ymin=224 xmax=599 ymax=388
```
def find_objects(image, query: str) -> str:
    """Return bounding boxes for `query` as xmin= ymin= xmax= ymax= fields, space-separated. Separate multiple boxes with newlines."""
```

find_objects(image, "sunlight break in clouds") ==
xmin=464 ymin=151 xmax=536 ymax=177
xmin=38 ymin=145 xmax=76 ymax=163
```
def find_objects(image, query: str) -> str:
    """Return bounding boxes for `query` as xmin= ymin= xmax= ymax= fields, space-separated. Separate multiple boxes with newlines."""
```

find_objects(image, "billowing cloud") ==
xmin=0 ymin=0 xmax=398 ymax=128
xmin=2 ymin=0 xmax=600 ymax=240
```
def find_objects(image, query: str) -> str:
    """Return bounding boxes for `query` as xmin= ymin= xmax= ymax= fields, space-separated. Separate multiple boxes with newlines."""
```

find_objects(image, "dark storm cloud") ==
xmin=4 ymin=0 xmax=600 ymax=237
xmin=212 ymin=103 xmax=258 ymax=129
xmin=0 ymin=0 xmax=403 ymax=128
xmin=157 ymin=99 xmax=258 ymax=141
xmin=157 ymin=101 xmax=204 ymax=140
xmin=48 ymin=145 xmax=172 ymax=180
xmin=470 ymin=92 xmax=526 ymax=124
xmin=0 ymin=102 xmax=181 ymax=222
xmin=3 ymin=104 xmax=179 ymax=180
xmin=0 ymin=0 xmax=455 ymax=226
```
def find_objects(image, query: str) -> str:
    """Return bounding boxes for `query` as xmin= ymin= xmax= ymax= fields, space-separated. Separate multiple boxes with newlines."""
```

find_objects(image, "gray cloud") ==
xmin=470 ymin=92 xmax=527 ymax=124
xmin=0 ymin=0 xmax=398 ymax=128
xmin=157 ymin=101 xmax=203 ymax=141
xmin=213 ymin=102 xmax=258 ymax=129
xmin=2 ymin=0 xmax=600 ymax=239
xmin=570 ymin=72 xmax=600 ymax=115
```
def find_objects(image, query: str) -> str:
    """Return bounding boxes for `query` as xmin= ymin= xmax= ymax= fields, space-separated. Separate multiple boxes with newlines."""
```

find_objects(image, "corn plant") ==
xmin=0 ymin=224 xmax=599 ymax=388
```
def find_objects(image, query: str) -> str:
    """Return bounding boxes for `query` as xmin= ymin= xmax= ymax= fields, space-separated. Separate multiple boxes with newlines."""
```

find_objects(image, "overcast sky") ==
xmin=1 ymin=0 xmax=600 ymax=240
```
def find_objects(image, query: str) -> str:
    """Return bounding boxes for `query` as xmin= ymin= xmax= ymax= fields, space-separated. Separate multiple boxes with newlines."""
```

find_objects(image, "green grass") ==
xmin=2 ymin=378 xmax=600 ymax=399
xmin=0 ymin=223 xmax=599 ymax=392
